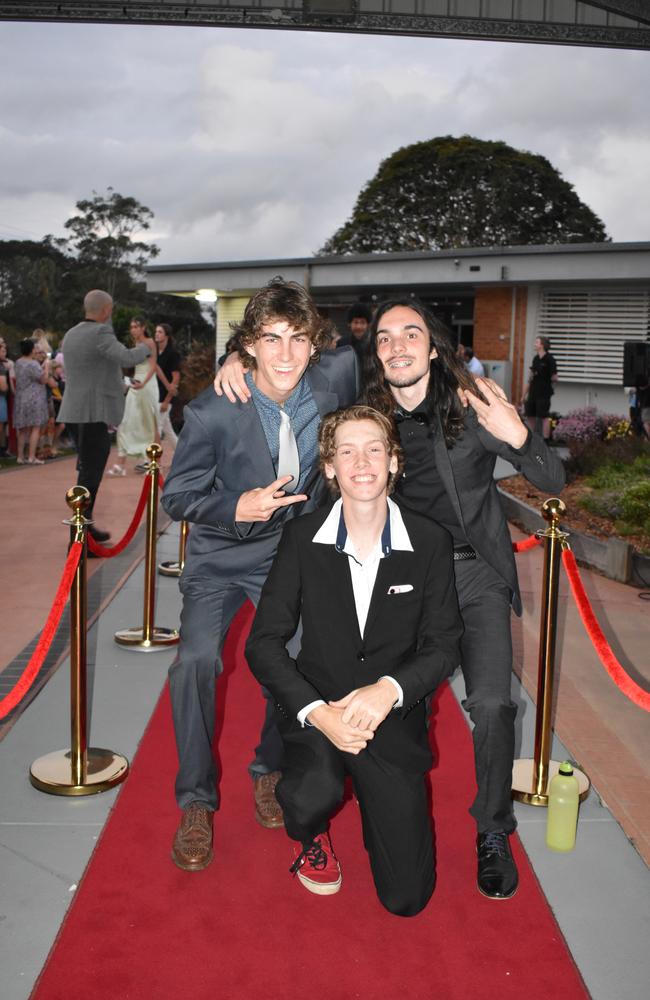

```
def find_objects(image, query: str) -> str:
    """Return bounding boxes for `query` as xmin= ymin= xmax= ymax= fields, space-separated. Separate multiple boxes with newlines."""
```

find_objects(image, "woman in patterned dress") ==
xmin=13 ymin=339 xmax=50 ymax=464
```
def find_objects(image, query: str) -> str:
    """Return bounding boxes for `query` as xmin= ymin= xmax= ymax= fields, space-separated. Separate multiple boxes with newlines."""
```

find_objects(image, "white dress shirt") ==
xmin=297 ymin=497 xmax=413 ymax=726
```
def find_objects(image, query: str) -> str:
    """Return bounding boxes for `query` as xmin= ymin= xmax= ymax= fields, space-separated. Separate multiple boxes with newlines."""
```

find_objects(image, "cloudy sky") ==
xmin=1 ymin=20 xmax=649 ymax=265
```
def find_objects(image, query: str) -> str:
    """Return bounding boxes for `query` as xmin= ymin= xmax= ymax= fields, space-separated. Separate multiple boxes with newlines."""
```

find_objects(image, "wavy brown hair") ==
xmin=318 ymin=404 xmax=404 ymax=496
xmin=232 ymin=277 xmax=330 ymax=370
xmin=361 ymin=297 xmax=484 ymax=448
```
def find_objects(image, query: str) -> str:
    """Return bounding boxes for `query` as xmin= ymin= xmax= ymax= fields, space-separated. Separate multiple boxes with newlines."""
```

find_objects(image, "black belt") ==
xmin=453 ymin=544 xmax=476 ymax=562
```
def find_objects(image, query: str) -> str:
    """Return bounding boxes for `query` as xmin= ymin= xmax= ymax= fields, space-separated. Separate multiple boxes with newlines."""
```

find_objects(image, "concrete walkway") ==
xmin=0 ymin=459 xmax=649 ymax=999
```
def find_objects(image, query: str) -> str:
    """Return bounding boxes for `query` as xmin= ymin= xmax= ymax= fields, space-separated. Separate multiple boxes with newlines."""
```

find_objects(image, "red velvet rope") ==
xmin=0 ymin=542 xmax=82 ymax=720
xmin=562 ymin=549 xmax=650 ymax=712
xmin=88 ymin=477 xmax=150 ymax=557
xmin=512 ymin=535 xmax=543 ymax=553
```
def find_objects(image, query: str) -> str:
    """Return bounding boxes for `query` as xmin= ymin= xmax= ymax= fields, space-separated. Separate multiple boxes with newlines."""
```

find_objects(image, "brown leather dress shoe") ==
xmin=253 ymin=771 xmax=284 ymax=829
xmin=171 ymin=803 xmax=214 ymax=871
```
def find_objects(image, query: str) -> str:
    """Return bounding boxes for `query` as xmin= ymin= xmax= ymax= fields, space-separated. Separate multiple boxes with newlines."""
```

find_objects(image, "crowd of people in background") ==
xmin=0 ymin=332 xmax=69 ymax=463
xmin=4 ymin=296 xmax=650 ymax=474
xmin=0 ymin=315 xmax=184 ymax=467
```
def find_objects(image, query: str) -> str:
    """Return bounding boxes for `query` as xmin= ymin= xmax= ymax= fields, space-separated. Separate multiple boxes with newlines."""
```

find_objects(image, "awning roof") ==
xmin=2 ymin=1 xmax=649 ymax=50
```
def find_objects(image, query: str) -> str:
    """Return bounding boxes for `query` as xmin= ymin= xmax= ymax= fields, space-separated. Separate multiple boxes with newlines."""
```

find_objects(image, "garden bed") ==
xmin=502 ymin=406 xmax=650 ymax=583
xmin=498 ymin=474 xmax=650 ymax=554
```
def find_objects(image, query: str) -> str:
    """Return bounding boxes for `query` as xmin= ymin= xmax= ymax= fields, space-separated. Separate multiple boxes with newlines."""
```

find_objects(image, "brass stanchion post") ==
xmin=158 ymin=519 xmax=188 ymax=577
xmin=512 ymin=498 xmax=590 ymax=805
xmin=114 ymin=443 xmax=180 ymax=651
xmin=30 ymin=486 xmax=129 ymax=795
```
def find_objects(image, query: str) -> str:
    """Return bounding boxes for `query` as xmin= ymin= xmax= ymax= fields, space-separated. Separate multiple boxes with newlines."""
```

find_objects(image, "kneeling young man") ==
xmin=245 ymin=405 xmax=462 ymax=916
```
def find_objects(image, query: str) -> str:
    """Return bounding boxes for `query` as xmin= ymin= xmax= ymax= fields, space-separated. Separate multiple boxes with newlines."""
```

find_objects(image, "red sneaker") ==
xmin=289 ymin=833 xmax=342 ymax=895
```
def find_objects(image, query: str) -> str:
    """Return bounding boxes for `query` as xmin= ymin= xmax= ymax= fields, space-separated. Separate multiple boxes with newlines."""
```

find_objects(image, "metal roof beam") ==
xmin=1 ymin=2 xmax=649 ymax=50
xmin=588 ymin=2 xmax=650 ymax=25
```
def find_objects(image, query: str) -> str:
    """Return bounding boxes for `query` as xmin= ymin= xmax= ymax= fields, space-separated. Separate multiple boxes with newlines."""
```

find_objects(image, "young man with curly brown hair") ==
xmin=162 ymin=278 xmax=359 ymax=872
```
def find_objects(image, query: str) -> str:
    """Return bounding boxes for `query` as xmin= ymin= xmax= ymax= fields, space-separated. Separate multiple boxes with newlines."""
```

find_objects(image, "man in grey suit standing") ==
xmin=162 ymin=279 xmax=358 ymax=873
xmin=58 ymin=290 xmax=154 ymax=541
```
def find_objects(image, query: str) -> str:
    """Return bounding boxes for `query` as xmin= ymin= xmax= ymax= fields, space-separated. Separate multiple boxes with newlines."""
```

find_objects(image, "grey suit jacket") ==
xmin=161 ymin=347 xmax=360 ymax=585
xmin=58 ymin=320 xmax=150 ymax=426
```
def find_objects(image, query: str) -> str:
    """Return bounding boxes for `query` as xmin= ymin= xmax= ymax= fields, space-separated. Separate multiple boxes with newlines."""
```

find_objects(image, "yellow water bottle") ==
xmin=546 ymin=761 xmax=579 ymax=852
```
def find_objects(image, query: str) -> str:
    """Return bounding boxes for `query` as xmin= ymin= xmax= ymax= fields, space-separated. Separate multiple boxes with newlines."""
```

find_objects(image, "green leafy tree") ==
xmin=320 ymin=136 xmax=608 ymax=255
xmin=0 ymin=236 xmax=211 ymax=346
xmin=0 ymin=238 xmax=73 ymax=336
xmin=64 ymin=187 xmax=160 ymax=295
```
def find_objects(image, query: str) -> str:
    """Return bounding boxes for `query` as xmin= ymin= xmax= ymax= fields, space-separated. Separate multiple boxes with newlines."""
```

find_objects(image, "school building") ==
xmin=146 ymin=241 xmax=650 ymax=417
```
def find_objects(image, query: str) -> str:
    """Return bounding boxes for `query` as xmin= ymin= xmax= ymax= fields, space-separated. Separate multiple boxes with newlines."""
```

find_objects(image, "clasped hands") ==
xmin=307 ymin=679 xmax=397 ymax=755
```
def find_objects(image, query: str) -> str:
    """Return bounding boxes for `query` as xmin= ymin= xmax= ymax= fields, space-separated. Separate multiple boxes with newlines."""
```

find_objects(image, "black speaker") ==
xmin=623 ymin=341 xmax=650 ymax=385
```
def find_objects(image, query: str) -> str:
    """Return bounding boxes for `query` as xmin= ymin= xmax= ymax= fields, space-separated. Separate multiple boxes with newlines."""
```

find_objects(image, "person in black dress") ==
xmin=523 ymin=336 xmax=558 ymax=441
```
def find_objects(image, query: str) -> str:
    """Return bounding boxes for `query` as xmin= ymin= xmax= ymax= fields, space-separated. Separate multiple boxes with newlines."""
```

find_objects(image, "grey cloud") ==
xmin=1 ymin=22 xmax=649 ymax=262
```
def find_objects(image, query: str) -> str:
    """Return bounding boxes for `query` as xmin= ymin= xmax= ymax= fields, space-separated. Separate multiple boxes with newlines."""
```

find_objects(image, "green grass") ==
xmin=577 ymin=453 xmax=650 ymax=541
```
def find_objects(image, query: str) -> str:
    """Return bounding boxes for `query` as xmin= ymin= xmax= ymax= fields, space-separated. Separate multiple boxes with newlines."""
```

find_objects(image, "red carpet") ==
xmin=32 ymin=604 xmax=587 ymax=1000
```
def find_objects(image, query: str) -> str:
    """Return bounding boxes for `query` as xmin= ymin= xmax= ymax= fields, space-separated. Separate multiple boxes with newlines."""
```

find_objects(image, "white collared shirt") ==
xmin=298 ymin=497 xmax=413 ymax=726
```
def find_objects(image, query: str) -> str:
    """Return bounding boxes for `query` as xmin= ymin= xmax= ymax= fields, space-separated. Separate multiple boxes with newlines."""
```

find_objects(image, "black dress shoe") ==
xmin=89 ymin=527 xmax=111 ymax=543
xmin=476 ymin=831 xmax=519 ymax=899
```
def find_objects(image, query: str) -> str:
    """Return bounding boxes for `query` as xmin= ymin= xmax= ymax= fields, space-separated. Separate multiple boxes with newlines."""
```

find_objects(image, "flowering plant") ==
xmin=553 ymin=407 xmax=628 ymax=453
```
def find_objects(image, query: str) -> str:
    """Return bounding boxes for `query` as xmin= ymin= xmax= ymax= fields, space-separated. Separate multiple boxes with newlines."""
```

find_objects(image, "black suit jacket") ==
xmin=161 ymin=348 xmax=359 ymax=583
xmin=245 ymin=504 xmax=463 ymax=773
xmin=397 ymin=410 xmax=565 ymax=615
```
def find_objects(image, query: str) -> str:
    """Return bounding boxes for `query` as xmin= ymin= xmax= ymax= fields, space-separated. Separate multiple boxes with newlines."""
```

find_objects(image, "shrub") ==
xmin=554 ymin=407 xmax=628 ymax=454
xmin=564 ymin=430 xmax=647 ymax=480
xmin=179 ymin=342 xmax=216 ymax=403
xmin=619 ymin=480 xmax=650 ymax=526
xmin=584 ymin=452 xmax=650 ymax=490
xmin=577 ymin=490 xmax=623 ymax=521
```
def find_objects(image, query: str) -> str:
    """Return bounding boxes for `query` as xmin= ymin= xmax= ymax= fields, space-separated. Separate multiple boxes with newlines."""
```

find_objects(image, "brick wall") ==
xmin=473 ymin=287 xmax=512 ymax=361
xmin=473 ymin=286 xmax=528 ymax=402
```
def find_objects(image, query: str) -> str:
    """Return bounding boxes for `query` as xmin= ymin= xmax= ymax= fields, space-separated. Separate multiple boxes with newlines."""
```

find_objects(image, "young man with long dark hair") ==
xmin=362 ymin=299 xmax=565 ymax=899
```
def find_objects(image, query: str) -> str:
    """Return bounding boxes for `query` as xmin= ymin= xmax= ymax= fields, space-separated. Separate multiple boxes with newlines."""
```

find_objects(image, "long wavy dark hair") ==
xmin=361 ymin=297 xmax=483 ymax=448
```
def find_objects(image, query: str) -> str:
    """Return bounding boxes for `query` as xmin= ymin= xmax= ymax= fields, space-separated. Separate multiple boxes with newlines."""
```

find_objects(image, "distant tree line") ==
xmin=0 ymin=188 xmax=211 ymax=349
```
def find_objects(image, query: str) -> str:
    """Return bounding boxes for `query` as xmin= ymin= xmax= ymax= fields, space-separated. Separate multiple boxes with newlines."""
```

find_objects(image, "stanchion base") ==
xmin=512 ymin=758 xmax=590 ymax=806
xmin=158 ymin=560 xmax=182 ymax=577
xmin=114 ymin=626 xmax=180 ymax=651
xmin=30 ymin=748 xmax=129 ymax=796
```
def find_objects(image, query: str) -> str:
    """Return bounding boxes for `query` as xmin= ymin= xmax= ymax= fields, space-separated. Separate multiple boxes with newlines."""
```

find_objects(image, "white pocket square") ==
xmin=387 ymin=584 xmax=413 ymax=595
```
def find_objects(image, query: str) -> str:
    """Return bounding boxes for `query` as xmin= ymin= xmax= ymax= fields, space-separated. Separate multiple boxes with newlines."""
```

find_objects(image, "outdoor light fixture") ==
xmin=195 ymin=288 xmax=218 ymax=304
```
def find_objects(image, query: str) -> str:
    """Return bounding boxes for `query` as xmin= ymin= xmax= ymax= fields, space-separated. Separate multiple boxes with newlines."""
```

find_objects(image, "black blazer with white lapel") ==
xmin=397 ymin=409 xmax=565 ymax=615
xmin=245 ymin=504 xmax=463 ymax=773
xmin=161 ymin=348 xmax=359 ymax=583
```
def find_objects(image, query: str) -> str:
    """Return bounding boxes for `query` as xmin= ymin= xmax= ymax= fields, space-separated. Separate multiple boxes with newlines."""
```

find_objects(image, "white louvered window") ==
xmin=537 ymin=289 xmax=650 ymax=385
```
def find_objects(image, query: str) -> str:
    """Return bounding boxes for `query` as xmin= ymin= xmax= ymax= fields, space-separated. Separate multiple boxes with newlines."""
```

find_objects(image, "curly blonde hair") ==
xmin=318 ymin=405 xmax=404 ymax=496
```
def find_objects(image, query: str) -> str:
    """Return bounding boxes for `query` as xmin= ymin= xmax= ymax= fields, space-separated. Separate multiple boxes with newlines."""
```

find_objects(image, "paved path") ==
xmin=512 ymin=526 xmax=650 ymax=865
xmin=1 ymin=449 xmax=172 ymax=666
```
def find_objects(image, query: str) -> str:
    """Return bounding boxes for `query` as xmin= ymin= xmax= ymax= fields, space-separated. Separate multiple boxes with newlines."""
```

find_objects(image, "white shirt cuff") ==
xmin=297 ymin=699 xmax=326 ymax=727
xmin=379 ymin=675 xmax=403 ymax=708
